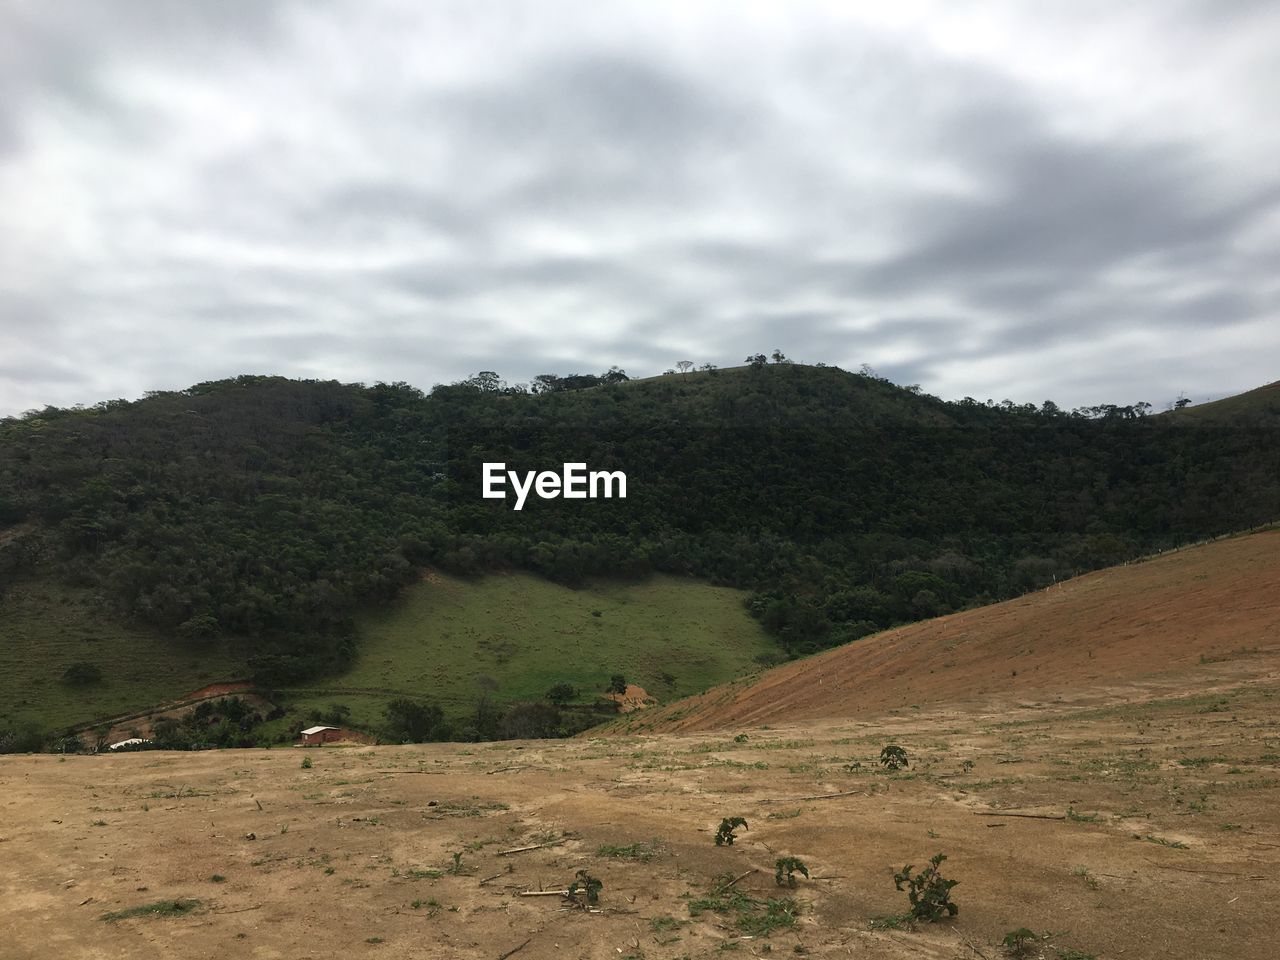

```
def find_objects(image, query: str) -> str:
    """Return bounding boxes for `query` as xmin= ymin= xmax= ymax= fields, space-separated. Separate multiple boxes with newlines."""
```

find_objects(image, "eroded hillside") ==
xmin=609 ymin=528 xmax=1280 ymax=734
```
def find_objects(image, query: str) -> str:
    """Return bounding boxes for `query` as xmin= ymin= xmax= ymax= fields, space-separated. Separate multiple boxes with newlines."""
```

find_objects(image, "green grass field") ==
xmin=0 ymin=580 xmax=240 ymax=733
xmin=282 ymin=572 xmax=778 ymax=727
xmin=2 ymin=571 xmax=777 ymax=738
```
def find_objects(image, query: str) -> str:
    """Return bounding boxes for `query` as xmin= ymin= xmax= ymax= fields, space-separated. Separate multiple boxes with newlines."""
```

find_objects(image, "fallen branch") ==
xmin=721 ymin=868 xmax=757 ymax=889
xmin=498 ymin=938 xmax=531 ymax=960
xmin=758 ymin=789 xmax=865 ymax=804
xmin=1143 ymin=860 xmax=1266 ymax=878
xmin=973 ymin=811 xmax=1065 ymax=821
xmin=499 ymin=839 xmax=564 ymax=857
xmin=518 ymin=890 xmax=569 ymax=897
xmin=479 ymin=873 xmax=504 ymax=886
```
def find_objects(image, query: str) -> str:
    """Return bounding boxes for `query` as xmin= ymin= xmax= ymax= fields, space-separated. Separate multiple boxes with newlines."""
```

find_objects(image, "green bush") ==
xmin=879 ymin=745 xmax=909 ymax=770
xmin=62 ymin=661 xmax=103 ymax=685
xmin=715 ymin=816 xmax=748 ymax=846
xmin=893 ymin=853 xmax=959 ymax=922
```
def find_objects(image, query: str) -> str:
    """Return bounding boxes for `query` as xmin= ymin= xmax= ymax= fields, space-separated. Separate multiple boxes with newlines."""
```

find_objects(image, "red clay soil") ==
xmin=602 ymin=683 xmax=657 ymax=713
xmin=180 ymin=681 xmax=254 ymax=701
xmin=622 ymin=528 xmax=1280 ymax=733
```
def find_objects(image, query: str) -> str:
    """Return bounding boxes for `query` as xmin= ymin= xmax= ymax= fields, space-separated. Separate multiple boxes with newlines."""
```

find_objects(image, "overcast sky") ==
xmin=1 ymin=1 xmax=1277 ymax=415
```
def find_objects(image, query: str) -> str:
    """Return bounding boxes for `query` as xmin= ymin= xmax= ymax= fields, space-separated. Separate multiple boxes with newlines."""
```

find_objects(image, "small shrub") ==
xmin=892 ymin=853 xmax=959 ymax=922
xmin=1001 ymin=928 xmax=1041 ymax=958
xmin=715 ymin=816 xmax=748 ymax=846
xmin=545 ymin=682 xmax=576 ymax=705
xmin=774 ymin=857 xmax=809 ymax=887
xmin=62 ymin=661 xmax=103 ymax=685
xmin=301 ymin=756 xmax=312 ymax=769
xmin=568 ymin=869 xmax=602 ymax=905
xmin=880 ymin=745 xmax=909 ymax=770
xmin=733 ymin=734 xmax=749 ymax=743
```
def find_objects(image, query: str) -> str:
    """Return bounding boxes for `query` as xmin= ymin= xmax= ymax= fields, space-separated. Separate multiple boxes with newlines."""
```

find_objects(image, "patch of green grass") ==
xmin=765 ymin=808 xmax=802 ymax=821
xmin=688 ymin=873 xmax=800 ymax=936
xmin=649 ymin=915 xmax=684 ymax=932
xmin=402 ymin=868 xmax=444 ymax=880
xmin=100 ymin=899 xmax=202 ymax=922
xmin=282 ymin=573 xmax=778 ymax=725
xmin=597 ymin=839 xmax=662 ymax=861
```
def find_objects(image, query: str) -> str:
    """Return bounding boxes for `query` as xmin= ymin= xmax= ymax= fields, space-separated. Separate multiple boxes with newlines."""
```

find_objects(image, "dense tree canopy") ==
xmin=1 ymin=365 xmax=1276 ymax=680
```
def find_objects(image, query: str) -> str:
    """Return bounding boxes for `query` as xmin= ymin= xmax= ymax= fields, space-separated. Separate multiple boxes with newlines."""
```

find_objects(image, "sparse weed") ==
xmin=100 ymin=899 xmax=201 ymax=922
xmin=1071 ymin=866 xmax=1099 ymax=890
xmin=598 ymin=839 xmax=662 ymax=861
xmin=1001 ymin=928 xmax=1043 ymax=958
xmin=688 ymin=873 xmax=800 ymax=937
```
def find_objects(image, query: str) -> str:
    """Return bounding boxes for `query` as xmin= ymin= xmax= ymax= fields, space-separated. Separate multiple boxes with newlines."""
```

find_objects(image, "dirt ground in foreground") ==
xmin=3 ymin=659 xmax=1278 ymax=960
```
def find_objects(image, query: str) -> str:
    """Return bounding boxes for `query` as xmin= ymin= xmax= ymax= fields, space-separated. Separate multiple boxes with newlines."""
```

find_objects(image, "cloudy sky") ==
xmin=1 ymin=0 xmax=1277 ymax=415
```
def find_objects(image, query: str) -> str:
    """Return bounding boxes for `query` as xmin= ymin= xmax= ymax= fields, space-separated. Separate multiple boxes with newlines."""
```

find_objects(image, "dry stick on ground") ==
xmin=758 ymin=789 xmax=866 ymax=804
xmin=973 ymin=811 xmax=1066 ymax=821
xmin=499 ymin=839 xmax=564 ymax=856
xmin=479 ymin=873 xmax=504 ymax=886
xmin=722 ymin=868 xmax=758 ymax=889
xmin=1144 ymin=860 xmax=1267 ymax=878
xmin=498 ymin=938 xmax=531 ymax=960
xmin=519 ymin=890 xmax=570 ymax=897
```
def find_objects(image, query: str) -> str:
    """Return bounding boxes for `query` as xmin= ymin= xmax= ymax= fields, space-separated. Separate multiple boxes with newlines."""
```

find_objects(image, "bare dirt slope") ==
xmin=613 ymin=529 xmax=1280 ymax=734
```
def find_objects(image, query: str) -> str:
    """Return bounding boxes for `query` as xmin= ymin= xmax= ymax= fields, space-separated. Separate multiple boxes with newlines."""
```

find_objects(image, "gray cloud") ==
xmin=1 ymin=0 xmax=1278 ymax=416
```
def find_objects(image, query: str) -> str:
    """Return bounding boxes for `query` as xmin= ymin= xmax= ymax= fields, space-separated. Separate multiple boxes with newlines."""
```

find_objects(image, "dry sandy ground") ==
xmin=4 ymin=532 xmax=1278 ymax=958
xmin=3 ymin=659 xmax=1278 ymax=960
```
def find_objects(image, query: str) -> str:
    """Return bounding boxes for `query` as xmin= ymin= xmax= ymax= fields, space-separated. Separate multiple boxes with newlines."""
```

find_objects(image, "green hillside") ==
xmin=2 ymin=362 xmax=1278 ymax=744
xmin=0 ymin=579 xmax=240 ymax=733
xmin=280 ymin=571 xmax=775 ymax=729
xmin=1169 ymin=380 xmax=1280 ymax=421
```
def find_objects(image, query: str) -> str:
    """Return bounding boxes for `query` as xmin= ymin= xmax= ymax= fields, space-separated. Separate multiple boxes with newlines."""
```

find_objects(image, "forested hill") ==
xmin=1 ymin=364 xmax=1277 ymax=684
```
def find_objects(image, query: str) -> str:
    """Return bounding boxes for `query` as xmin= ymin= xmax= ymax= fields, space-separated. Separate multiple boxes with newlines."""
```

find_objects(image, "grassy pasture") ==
xmin=282 ymin=572 xmax=777 ymax=727
xmin=0 ymin=580 xmax=240 ymax=732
